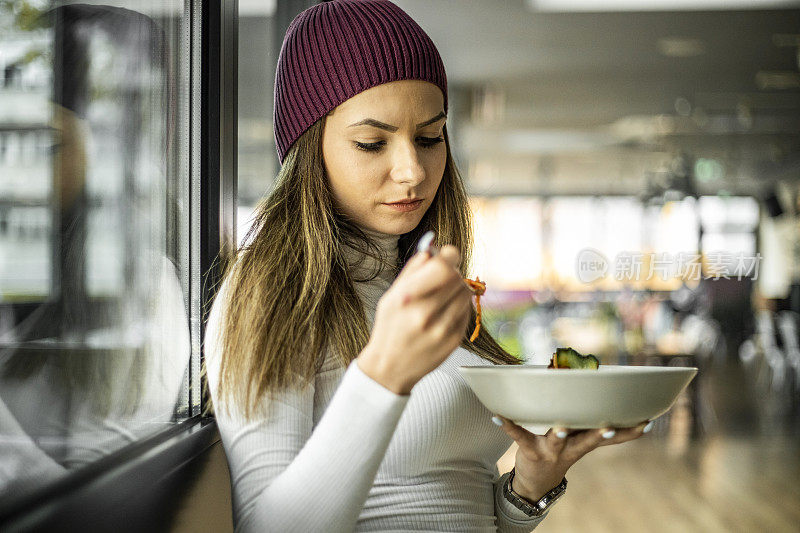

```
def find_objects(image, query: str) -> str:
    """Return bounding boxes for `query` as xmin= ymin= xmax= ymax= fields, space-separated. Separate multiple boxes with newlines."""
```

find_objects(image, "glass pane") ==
xmin=547 ymin=196 xmax=596 ymax=288
xmin=649 ymin=198 xmax=700 ymax=256
xmin=0 ymin=0 xmax=194 ymax=502
xmin=0 ymin=206 xmax=52 ymax=299
xmin=471 ymin=197 xmax=543 ymax=290
xmin=238 ymin=5 xmax=277 ymax=245
xmin=699 ymin=195 xmax=759 ymax=233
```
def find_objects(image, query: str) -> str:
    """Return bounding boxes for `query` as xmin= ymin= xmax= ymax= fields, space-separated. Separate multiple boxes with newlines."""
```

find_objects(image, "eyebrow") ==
xmin=348 ymin=111 xmax=446 ymax=132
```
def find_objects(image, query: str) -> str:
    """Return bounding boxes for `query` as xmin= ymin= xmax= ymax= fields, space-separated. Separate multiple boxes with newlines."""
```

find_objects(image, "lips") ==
xmin=382 ymin=198 xmax=424 ymax=212
xmin=384 ymin=198 xmax=422 ymax=205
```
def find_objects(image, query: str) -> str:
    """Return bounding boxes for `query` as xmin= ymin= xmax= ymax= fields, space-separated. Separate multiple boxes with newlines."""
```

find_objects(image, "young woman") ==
xmin=205 ymin=1 xmax=652 ymax=531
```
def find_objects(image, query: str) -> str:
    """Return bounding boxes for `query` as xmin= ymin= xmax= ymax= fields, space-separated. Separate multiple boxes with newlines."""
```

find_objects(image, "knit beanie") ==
xmin=273 ymin=0 xmax=448 ymax=164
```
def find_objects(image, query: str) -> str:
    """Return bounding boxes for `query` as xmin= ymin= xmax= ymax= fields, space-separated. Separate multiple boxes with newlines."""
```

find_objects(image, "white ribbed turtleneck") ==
xmin=342 ymin=227 xmax=401 ymax=328
xmin=204 ymin=229 xmax=551 ymax=532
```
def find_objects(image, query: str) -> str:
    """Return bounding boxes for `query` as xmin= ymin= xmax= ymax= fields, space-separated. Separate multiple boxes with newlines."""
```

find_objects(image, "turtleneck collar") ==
xmin=341 ymin=226 xmax=401 ymax=282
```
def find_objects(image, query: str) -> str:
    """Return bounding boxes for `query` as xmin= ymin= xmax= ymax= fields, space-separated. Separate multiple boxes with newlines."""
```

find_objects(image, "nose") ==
xmin=389 ymin=141 xmax=426 ymax=186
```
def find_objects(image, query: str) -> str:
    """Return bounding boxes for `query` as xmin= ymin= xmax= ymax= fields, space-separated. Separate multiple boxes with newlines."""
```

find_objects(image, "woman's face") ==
xmin=322 ymin=79 xmax=447 ymax=235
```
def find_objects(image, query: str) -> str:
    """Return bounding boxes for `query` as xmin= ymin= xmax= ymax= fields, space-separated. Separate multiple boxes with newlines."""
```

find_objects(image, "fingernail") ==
xmin=556 ymin=430 xmax=568 ymax=439
xmin=602 ymin=429 xmax=616 ymax=439
xmin=417 ymin=231 xmax=435 ymax=255
xmin=643 ymin=420 xmax=654 ymax=434
xmin=491 ymin=416 xmax=503 ymax=426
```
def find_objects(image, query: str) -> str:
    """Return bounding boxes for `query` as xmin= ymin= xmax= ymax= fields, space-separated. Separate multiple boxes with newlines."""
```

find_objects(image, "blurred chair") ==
xmin=738 ymin=338 xmax=758 ymax=365
xmin=776 ymin=311 xmax=800 ymax=401
xmin=680 ymin=313 xmax=723 ymax=365
xmin=753 ymin=310 xmax=789 ymax=396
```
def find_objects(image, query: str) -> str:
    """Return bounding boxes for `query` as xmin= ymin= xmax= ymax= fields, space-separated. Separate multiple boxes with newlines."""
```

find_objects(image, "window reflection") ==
xmin=0 ymin=1 xmax=192 ymax=500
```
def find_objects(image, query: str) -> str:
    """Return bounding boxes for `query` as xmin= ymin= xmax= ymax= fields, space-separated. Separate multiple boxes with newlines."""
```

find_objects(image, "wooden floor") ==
xmin=497 ymin=358 xmax=800 ymax=533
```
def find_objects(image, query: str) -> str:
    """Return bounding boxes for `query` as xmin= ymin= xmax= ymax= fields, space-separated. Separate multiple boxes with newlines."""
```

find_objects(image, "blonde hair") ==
xmin=207 ymin=117 xmax=520 ymax=418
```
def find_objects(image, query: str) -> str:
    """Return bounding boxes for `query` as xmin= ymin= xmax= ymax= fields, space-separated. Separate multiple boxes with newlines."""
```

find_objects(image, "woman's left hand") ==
xmin=493 ymin=416 xmax=655 ymax=502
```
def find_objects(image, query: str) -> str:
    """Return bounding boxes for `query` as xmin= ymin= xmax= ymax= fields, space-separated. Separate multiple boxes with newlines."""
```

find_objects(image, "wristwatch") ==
xmin=502 ymin=468 xmax=567 ymax=518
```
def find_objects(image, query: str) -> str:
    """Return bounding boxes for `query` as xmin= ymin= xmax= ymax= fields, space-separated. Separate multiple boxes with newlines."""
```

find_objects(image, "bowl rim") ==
xmin=458 ymin=364 xmax=698 ymax=376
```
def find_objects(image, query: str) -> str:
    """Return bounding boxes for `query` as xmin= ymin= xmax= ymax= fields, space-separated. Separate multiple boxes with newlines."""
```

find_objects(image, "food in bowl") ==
xmin=547 ymin=347 xmax=600 ymax=370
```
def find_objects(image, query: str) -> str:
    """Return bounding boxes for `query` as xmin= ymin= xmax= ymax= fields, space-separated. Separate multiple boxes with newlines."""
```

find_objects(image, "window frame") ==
xmin=0 ymin=0 xmax=237 ymax=524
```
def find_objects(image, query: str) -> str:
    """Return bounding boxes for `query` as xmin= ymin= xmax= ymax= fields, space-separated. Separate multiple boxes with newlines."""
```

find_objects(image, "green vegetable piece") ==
xmin=548 ymin=347 xmax=600 ymax=369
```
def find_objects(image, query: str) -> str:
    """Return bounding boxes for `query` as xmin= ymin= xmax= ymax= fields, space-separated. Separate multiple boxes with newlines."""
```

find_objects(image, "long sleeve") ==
xmin=493 ymin=468 xmax=550 ymax=532
xmin=204 ymin=282 xmax=410 ymax=532
xmin=0 ymin=396 xmax=65 ymax=495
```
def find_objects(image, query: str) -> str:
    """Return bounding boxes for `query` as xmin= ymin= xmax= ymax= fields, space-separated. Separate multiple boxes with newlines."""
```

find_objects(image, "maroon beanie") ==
xmin=273 ymin=0 xmax=448 ymax=164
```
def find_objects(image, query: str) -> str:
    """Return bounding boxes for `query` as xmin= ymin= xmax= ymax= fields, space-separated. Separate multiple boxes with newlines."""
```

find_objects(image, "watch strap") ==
xmin=503 ymin=468 xmax=567 ymax=518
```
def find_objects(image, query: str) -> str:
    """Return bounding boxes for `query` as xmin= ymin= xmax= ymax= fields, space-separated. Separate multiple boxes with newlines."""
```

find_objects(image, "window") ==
xmin=470 ymin=195 xmax=701 ymax=292
xmin=470 ymin=197 xmax=544 ymax=290
xmin=0 ymin=0 xmax=200 ymax=503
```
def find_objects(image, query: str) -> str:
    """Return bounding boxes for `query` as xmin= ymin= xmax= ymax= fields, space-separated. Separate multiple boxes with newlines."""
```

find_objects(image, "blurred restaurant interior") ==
xmin=1 ymin=0 xmax=800 ymax=531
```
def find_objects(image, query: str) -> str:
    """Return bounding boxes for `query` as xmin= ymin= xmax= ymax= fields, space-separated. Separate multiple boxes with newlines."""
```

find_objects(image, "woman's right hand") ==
xmin=357 ymin=245 xmax=473 ymax=395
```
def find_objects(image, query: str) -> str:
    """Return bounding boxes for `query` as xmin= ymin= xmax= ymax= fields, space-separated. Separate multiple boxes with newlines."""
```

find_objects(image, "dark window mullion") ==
xmin=197 ymin=0 xmax=236 ymax=416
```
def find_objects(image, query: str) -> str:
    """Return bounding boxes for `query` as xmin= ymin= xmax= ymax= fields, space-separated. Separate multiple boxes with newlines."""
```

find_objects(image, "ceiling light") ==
xmin=527 ymin=0 xmax=800 ymax=11
xmin=657 ymin=37 xmax=706 ymax=57
xmin=755 ymin=71 xmax=800 ymax=90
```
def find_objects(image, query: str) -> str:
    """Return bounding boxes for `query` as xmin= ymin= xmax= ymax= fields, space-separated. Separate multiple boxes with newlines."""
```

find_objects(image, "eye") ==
xmin=354 ymin=140 xmax=385 ymax=152
xmin=417 ymin=136 xmax=444 ymax=149
xmin=353 ymin=136 xmax=445 ymax=153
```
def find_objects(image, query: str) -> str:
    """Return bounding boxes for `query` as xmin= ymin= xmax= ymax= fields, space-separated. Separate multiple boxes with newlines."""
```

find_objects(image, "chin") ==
xmin=366 ymin=214 xmax=425 ymax=236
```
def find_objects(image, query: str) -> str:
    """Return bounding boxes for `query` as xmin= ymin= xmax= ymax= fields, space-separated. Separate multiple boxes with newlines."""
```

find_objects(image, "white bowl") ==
xmin=459 ymin=364 xmax=698 ymax=434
